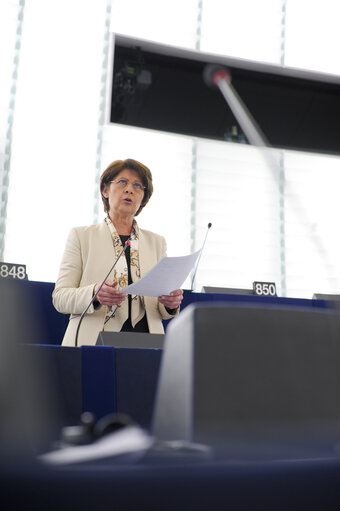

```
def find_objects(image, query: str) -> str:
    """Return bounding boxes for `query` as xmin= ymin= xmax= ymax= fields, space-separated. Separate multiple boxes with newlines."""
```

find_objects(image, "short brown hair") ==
xmin=100 ymin=159 xmax=153 ymax=216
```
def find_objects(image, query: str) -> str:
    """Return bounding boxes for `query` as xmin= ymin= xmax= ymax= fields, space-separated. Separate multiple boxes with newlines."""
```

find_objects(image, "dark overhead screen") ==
xmin=110 ymin=38 xmax=340 ymax=155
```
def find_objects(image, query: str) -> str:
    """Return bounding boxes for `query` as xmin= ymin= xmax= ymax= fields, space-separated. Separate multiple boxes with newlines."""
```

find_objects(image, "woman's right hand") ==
xmin=93 ymin=279 xmax=126 ymax=306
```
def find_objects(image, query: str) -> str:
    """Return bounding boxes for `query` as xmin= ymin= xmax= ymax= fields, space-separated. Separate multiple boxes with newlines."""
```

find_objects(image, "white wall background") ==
xmin=1 ymin=0 xmax=340 ymax=298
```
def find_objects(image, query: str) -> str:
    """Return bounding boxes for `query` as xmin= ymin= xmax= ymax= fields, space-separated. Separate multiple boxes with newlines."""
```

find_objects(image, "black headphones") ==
xmin=60 ymin=412 xmax=135 ymax=445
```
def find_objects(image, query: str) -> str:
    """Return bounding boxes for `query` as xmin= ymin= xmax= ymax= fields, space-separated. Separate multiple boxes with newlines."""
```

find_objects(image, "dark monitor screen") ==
xmin=110 ymin=35 xmax=340 ymax=155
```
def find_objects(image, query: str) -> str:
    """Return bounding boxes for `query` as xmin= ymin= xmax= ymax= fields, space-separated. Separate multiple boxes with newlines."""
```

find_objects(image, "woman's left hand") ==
xmin=158 ymin=289 xmax=183 ymax=310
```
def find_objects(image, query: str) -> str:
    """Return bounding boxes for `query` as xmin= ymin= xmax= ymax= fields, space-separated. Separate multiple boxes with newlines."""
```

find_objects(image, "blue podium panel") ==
xmin=81 ymin=346 xmax=116 ymax=420
xmin=6 ymin=280 xmax=333 ymax=345
xmin=2 ymin=279 xmax=68 ymax=345
xmin=81 ymin=346 xmax=162 ymax=429
xmin=114 ymin=348 xmax=162 ymax=429
xmin=184 ymin=289 xmax=330 ymax=309
xmin=163 ymin=289 xmax=330 ymax=330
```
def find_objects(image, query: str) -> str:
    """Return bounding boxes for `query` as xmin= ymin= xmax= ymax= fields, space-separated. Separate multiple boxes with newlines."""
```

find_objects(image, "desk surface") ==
xmin=2 ymin=454 xmax=340 ymax=511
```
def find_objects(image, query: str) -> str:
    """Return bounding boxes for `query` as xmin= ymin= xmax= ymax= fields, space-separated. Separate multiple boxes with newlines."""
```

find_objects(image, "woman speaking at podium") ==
xmin=52 ymin=159 xmax=183 ymax=347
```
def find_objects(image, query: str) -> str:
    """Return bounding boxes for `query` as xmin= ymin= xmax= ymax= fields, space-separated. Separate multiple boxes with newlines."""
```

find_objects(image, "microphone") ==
xmin=203 ymin=64 xmax=269 ymax=148
xmin=203 ymin=64 xmax=232 ymax=88
xmin=74 ymin=239 xmax=131 ymax=347
xmin=191 ymin=223 xmax=212 ymax=291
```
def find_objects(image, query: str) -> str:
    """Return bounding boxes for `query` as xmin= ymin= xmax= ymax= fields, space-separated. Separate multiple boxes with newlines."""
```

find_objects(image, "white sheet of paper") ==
xmin=40 ymin=426 xmax=153 ymax=465
xmin=124 ymin=250 xmax=201 ymax=297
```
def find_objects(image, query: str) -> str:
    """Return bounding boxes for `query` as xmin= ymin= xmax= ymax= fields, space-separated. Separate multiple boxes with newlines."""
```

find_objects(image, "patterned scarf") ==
xmin=104 ymin=217 xmax=145 ymax=330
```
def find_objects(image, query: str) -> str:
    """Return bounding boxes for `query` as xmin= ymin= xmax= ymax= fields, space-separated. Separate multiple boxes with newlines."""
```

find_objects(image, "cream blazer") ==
xmin=52 ymin=220 xmax=178 ymax=346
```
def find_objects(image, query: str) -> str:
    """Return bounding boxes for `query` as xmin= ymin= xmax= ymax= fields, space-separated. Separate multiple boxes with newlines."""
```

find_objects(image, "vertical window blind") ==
xmin=200 ymin=0 xmax=283 ymax=64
